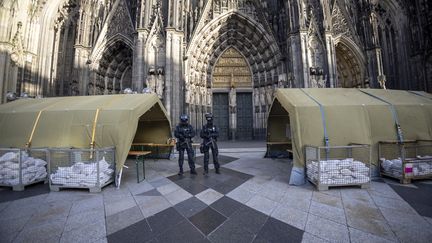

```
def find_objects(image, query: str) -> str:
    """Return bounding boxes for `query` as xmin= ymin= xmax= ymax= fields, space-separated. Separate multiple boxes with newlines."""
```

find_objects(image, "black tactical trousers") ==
xmin=178 ymin=147 xmax=195 ymax=171
xmin=203 ymin=143 xmax=219 ymax=171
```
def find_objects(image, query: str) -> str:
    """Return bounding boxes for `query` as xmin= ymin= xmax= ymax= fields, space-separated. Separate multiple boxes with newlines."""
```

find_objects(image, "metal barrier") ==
xmin=48 ymin=147 xmax=115 ymax=192
xmin=305 ymin=144 xmax=371 ymax=191
xmin=0 ymin=148 xmax=48 ymax=191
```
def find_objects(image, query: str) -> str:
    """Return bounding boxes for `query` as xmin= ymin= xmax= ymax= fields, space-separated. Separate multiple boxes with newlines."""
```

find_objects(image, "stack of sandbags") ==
xmin=307 ymin=158 xmax=370 ymax=185
xmin=380 ymin=158 xmax=402 ymax=177
xmin=50 ymin=157 xmax=114 ymax=187
xmin=0 ymin=151 xmax=47 ymax=186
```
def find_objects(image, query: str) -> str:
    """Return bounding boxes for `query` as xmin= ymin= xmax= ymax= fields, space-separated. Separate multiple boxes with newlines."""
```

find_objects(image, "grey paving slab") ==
xmin=0 ymin=215 xmax=30 ymax=243
xmin=136 ymin=188 xmax=162 ymax=196
xmin=228 ymin=205 xmax=268 ymax=234
xmin=345 ymin=204 xmax=397 ymax=241
xmin=148 ymin=177 xmax=172 ymax=188
xmin=0 ymin=201 xmax=11 ymax=213
xmin=92 ymin=237 xmax=108 ymax=243
xmin=64 ymin=208 xmax=105 ymax=232
xmin=156 ymin=220 xmax=206 ymax=243
xmin=246 ymin=194 xmax=279 ymax=215
xmin=174 ymin=197 xmax=208 ymax=218
xmin=305 ymin=214 xmax=350 ymax=243
xmin=156 ymin=182 xmax=182 ymax=195
xmin=259 ymin=185 xmax=286 ymax=203
xmin=69 ymin=195 xmax=104 ymax=215
xmin=368 ymin=182 xmax=403 ymax=200
xmin=195 ymin=189 xmax=224 ymax=205
xmin=26 ymin=200 xmax=72 ymax=226
xmin=380 ymin=206 xmax=432 ymax=243
xmin=107 ymin=217 xmax=155 ymax=243
xmin=135 ymin=195 xmax=171 ymax=218
xmin=208 ymin=218 xmax=255 ymax=243
xmin=312 ymin=191 xmax=343 ymax=208
xmin=125 ymin=181 xmax=154 ymax=195
xmin=14 ymin=217 xmax=66 ymax=243
xmin=147 ymin=207 xmax=185 ymax=234
xmin=60 ymin=218 xmax=106 ymax=243
xmin=189 ymin=207 xmax=227 ymax=235
xmin=371 ymin=194 xmax=417 ymax=215
xmin=254 ymin=217 xmax=304 ymax=243
xmin=104 ymin=195 xmax=137 ymax=217
xmin=348 ymin=227 xmax=396 ymax=243
xmin=301 ymin=232 xmax=329 ymax=243
xmin=226 ymin=187 xmax=256 ymax=204
xmin=309 ymin=201 xmax=346 ymax=225
xmin=164 ymin=188 xmax=193 ymax=205
xmin=210 ymin=196 xmax=244 ymax=218
xmin=271 ymin=204 xmax=308 ymax=230
xmin=424 ymin=216 xmax=432 ymax=225
xmin=280 ymin=189 xmax=312 ymax=213
xmin=341 ymin=188 xmax=375 ymax=206
xmin=106 ymin=205 xmax=144 ymax=235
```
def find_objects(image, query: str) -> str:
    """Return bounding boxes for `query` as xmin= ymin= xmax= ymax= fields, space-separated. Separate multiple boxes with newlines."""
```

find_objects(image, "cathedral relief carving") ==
xmin=307 ymin=17 xmax=326 ymax=88
xmin=145 ymin=0 xmax=166 ymax=99
xmin=106 ymin=0 xmax=134 ymax=40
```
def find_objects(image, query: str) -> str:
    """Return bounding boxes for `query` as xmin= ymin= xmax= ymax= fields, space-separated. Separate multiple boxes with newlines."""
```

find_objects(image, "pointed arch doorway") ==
xmin=212 ymin=47 xmax=253 ymax=141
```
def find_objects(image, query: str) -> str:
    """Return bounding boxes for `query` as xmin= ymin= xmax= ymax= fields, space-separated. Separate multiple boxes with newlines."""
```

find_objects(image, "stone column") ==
xmin=325 ymin=32 xmax=337 ymax=88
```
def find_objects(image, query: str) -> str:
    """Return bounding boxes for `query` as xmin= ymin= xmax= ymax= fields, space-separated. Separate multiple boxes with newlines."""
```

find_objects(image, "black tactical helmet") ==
xmin=180 ymin=114 xmax=189 ymax=123
xmin=205 ymin=113 xmax=213 ymax=121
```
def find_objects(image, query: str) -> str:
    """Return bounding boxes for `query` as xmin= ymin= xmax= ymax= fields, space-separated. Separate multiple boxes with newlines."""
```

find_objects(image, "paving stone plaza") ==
xmin=1 ymin=142 xmax=432 ymax=243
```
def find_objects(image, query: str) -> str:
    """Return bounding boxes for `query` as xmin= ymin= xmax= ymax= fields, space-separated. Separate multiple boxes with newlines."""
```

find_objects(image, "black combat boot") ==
xmin=190 ymin=169 xmax=197 ymax=175
xmin=215 ymin=168 xmax=220 ymax=174
xmin=203 ymin=167 xmax=209 ymax=175
xmin=178 ymin=169 xmax=183 ymax=176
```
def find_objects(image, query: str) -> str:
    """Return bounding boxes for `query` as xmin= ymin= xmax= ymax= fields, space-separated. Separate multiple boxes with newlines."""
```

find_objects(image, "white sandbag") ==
xmin=340 ymin=169 xmax=353 ymax=176
xmin=34 ymin=159 xmax=47 ymax=167
xmin=0 ymin=152 xmax=18 ymax=162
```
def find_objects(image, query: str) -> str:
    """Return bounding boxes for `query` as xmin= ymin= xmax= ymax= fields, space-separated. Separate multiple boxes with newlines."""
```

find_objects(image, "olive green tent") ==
xmin=0 ymin=94 xmax=172 ymax=172
xmin=267 ymin=88 xmax=432 ymax=184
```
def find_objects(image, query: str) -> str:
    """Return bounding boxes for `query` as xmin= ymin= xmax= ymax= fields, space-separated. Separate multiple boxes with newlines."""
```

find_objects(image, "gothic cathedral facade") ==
xmin=0 ymin=0 xmax=431 ymax=139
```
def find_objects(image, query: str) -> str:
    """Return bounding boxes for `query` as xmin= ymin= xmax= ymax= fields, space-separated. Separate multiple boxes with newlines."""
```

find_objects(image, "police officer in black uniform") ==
xmin=174 ymin=114 xmax=197 ymax=175
xmin=200 ymin=113 xmax=220 ymax=175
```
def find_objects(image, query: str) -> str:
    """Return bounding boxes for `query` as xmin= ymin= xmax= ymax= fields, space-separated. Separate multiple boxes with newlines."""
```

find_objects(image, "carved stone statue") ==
xmin=207 ymin=89 xmax=212 ymax=106
xmin=259 ymin=87 xmax=266 ymax=105
xmin=254 ymin=88 xmax=260 ymax=106
xmin=156 ymin=74 xmax=164 ymax=98
xmin=229 ymin=86 xmax=236 ymax=113
xmin=185 ymin=85 xmax=191 ymax=103
xmin=266 ymin=86 xmax=273 ymax=104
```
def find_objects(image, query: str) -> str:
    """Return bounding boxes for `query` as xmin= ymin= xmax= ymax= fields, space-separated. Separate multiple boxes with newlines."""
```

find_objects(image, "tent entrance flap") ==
xmin=266 ymin=99 xmax=292 ymax=158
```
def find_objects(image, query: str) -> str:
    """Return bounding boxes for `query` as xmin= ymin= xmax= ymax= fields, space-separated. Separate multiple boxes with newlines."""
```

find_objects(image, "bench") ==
xmin=128 ymin=151 xmax=151 ymax=183
xmin=131 ymin=143 xmax=175 ymax=159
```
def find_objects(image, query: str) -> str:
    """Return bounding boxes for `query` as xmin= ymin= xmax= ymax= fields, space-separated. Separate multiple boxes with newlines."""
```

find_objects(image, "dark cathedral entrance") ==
xmin=212 ymin=93 xmax=229 ymax=141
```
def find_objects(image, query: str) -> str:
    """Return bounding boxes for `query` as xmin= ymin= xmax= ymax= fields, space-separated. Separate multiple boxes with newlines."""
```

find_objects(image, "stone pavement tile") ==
xmin=148 ymin=177 xmax=172 ymax=188
xmin=126 ymin=181 xmax=154 ymax=195
xmin=228 ymin=205 xmax=268 ymax=234
xmin=268 ymin=175 xmax=291 ymax=191
xmin=208 ymin=218 xmax=255 ymax=243
xmin=92 ymin=237 xmax=108 ymax=243
xmin=280 ymin=192 xmax=311 ymax=213
xmin=246 ymin=194 xmax=279 ymax=216
xmin=136 ymin=188 xmax=162 ymax=196
xmin=107 ymin=218 xmax=155 ymax=243
xmin=64 ymin=208 xmax=105 ymax=232
xmin=189 ymin=207 xmax=227 ymax=235
xmin=135 ymin=195 xmax=171 ymax=218
xmin=210 ymin=196 xmax=244 ymax=218
xmin=301 ymin=232 xmax=329 ymax=243
xmin=104 ymin=195 xmax=137 ymax=217
xmin=164 ymin=188 xmax=192 ymax=205
xmin=156 ymin=220 xmax=206 ymax=243
xmin=69 ymin=195 xmax=104 ymax=215
xmin=196 ymin=176 xmax=224 ymax=188
xmin=271 ymin=204 xmax=308 ymax=230
xmin=0 ymin=201 xmax=11 ymax=213
xmin=254 ymin=217 xmax=304 ymax=243
xmin=211 ymin=181 xmax=240 ymax=195
xmin=196 ymin=189 xmax=224 ymax=205
xmin=25 ymin=200 xmax=72 ymax=226
xmin=380 ymin=207 xmax=432 ymax=243
xmin=147 ymin=207 xmax=185 ymax=234
xmin=344 ymin=199 xmax=397 ymax=241
xmin=348 ymin=227 xmax=396 ymax=243
xmin=174 ymin=197 xmax=208 ymax=218
xmin=106 ymin=205 xmax=144 ymax=235
xmin=0 ymin=215 xmax=30 ymax=243
xmin=371 ymin=194 xmax=417 ymax=214
xmin=259 ymin=185 xmax=286 ymax=203
xmin=309 ymin=201 xmax=346 ymax=225
xmin=235 ymin=180 xmax=263 ymax=193
xmin=44 ymin=191 xmax=90 ymax=204
xmin=102 ymin=185 xmax=131 ymax=200
xmin=424 ymin=216 xmax=432 ymax=225
xmin=312 ymin=191 xmax=343 ymax=208
xmin=318 ymin=188 xmax=342 ymax=198
xmin=156 ymin=182 xmax=182 ymax=195
xmin=368 ymin=182 xmax=403 ymax=200
xmin=305 ymin=214 xmax=350 ymax=242
xmin=341 ymin=188 xmax=375 ymax=205
xmin=14 ymin=217 xmax=66 ymax=243
xmin=60 ymin=218 xmax=106 ymax=243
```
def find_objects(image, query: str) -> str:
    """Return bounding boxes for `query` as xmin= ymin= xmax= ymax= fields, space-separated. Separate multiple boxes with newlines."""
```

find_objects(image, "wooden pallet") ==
xmin=0 ymin=179 xmax=48 ymax=191
xmin=49 ymin=180 xmax=113 ymax=193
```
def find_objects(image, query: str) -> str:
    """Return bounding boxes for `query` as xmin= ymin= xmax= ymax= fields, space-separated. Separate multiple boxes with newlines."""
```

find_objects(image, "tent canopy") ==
xmin=0 ymin=94 xmax=172 ymax=171
xmin=268 ymin=88 xmax=432 ymax=172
